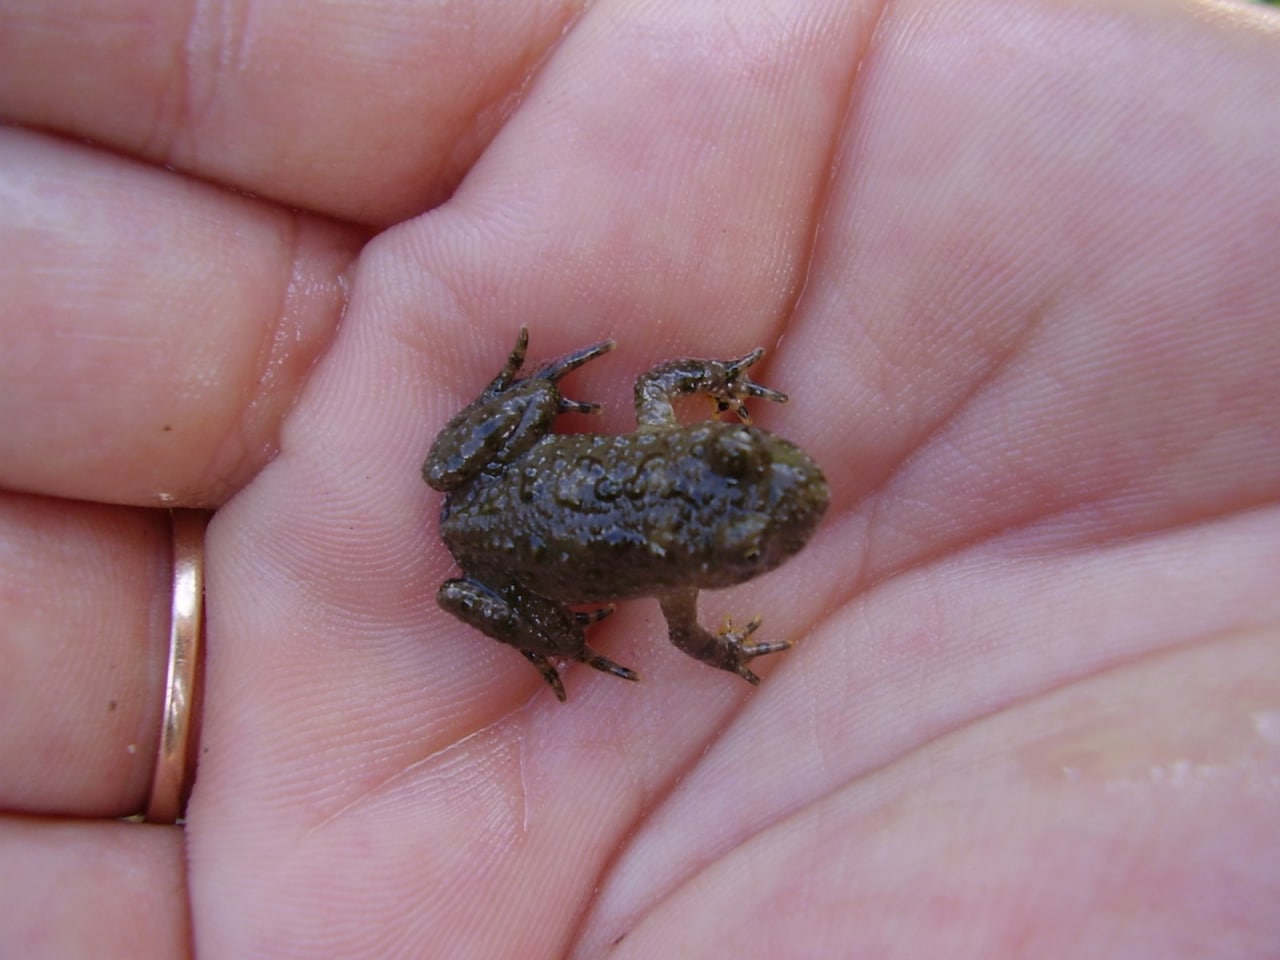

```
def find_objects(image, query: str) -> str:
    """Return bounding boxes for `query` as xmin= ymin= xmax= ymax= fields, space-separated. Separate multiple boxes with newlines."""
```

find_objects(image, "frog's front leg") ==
xmin=438 ymin=578 xmax=638 ymax=702
xmin=634 ymin=346 xmax=789 ymax=428
xmin=658 ymin=590 xmax=792 ymax=686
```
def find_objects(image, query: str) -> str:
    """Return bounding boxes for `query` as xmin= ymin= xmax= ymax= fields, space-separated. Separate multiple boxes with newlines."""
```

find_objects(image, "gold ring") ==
xmin=145 ymin=509 xmax=207 ymax=823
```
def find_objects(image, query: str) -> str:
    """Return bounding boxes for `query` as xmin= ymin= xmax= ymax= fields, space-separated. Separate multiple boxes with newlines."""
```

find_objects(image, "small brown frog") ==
xmin=424 ymin=329 xmax=828 ymax=701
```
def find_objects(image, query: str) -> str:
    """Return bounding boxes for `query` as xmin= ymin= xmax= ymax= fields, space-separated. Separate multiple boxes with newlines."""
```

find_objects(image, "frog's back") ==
xmin=440 ymin=421 xmax=827 ymax=605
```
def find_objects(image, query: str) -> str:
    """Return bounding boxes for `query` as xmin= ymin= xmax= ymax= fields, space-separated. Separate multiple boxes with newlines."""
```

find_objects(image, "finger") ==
xmin=0 ymin=127 xmax=359 ymax=507
xmin=0 ymin=495 xmax=169 ymax=817
xmin=0 ymin=817 xmax=189 ymax=959
xmin=0 ymin=0 xmax=582 ymax=224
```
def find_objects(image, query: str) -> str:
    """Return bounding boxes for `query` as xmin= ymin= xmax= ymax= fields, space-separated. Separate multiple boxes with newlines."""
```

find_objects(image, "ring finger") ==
xmin=0 ymin=496 xmax=169 ymax=816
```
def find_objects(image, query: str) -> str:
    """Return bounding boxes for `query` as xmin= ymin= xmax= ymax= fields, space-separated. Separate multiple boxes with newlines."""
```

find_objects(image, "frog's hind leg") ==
xmin=438 ymin=578 xmax=637 ymax=702
xmin=658 ymin=590 xmax=792 ymax=685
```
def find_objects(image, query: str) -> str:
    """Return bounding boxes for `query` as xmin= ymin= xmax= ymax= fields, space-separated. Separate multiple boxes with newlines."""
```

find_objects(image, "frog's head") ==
xmin=708 ymin=425 xmax=829 ymax=580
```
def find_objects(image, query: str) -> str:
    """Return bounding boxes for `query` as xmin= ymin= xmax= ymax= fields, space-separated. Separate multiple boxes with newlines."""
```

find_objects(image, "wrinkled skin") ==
xmin=1 ymin=1 xmax=1278 ymax=958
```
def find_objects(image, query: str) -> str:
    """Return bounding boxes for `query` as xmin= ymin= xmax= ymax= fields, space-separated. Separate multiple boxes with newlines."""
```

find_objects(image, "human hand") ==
xmin=3 ymin=0 xmax=1278 ymax=956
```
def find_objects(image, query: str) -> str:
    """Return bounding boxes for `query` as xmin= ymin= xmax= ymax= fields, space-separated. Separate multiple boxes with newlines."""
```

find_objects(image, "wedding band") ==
xmin=145 ymin=510 xmax=207 ymax=823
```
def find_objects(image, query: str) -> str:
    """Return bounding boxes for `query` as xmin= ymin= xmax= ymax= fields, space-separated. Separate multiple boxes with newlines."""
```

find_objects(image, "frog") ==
xmin=423 ymin=328 xmax=829 ymax=702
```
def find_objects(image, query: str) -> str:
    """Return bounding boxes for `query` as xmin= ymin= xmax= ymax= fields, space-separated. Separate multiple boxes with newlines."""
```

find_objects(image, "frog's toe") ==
xmin=721 ymin=614 xmax=762 ymax=638
xmin=574 ymin=604 xmax=616 ymax=626
xmin=521 ymin=650 xmax=567 ymax=702
xmin=740 ymin=637 xmax=793 ymax=659
xmin=558 ymin=396 xmax=603 ymax=415
xmin=584 ymin=646 xmax=640 ymax=684
xmin=715 ymin=395 xmax=752 ymax=423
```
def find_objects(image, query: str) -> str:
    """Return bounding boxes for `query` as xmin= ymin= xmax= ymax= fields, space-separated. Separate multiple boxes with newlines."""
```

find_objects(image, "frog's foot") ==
xmin=635 ymin=348 xmax=789 ymax=427
xmin=711 ymin=349 xmax=790 ymax=424
xmin=660 ymin=592 xmax=793 ymax=686
xmin=534 ymin=336 xmax=614 ymax=416
xmin=717 ymin=616 xmax=792 ymax=685
xmin=520 ymin=647 xmax=637 ymax=702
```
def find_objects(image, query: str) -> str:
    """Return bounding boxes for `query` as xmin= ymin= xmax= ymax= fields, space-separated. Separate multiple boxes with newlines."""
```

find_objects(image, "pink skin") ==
xmin=2 ymin=0 xmax=1278 ymax=957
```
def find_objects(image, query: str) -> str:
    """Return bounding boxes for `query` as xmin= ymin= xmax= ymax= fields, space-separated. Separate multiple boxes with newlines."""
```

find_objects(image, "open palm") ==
xmin=3 ymin=1 xmax=1278 ymax=957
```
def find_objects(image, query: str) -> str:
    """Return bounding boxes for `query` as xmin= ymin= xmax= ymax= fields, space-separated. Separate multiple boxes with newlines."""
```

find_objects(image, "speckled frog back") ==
xmin=439 ymin=420 xmax=827 ymax=604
